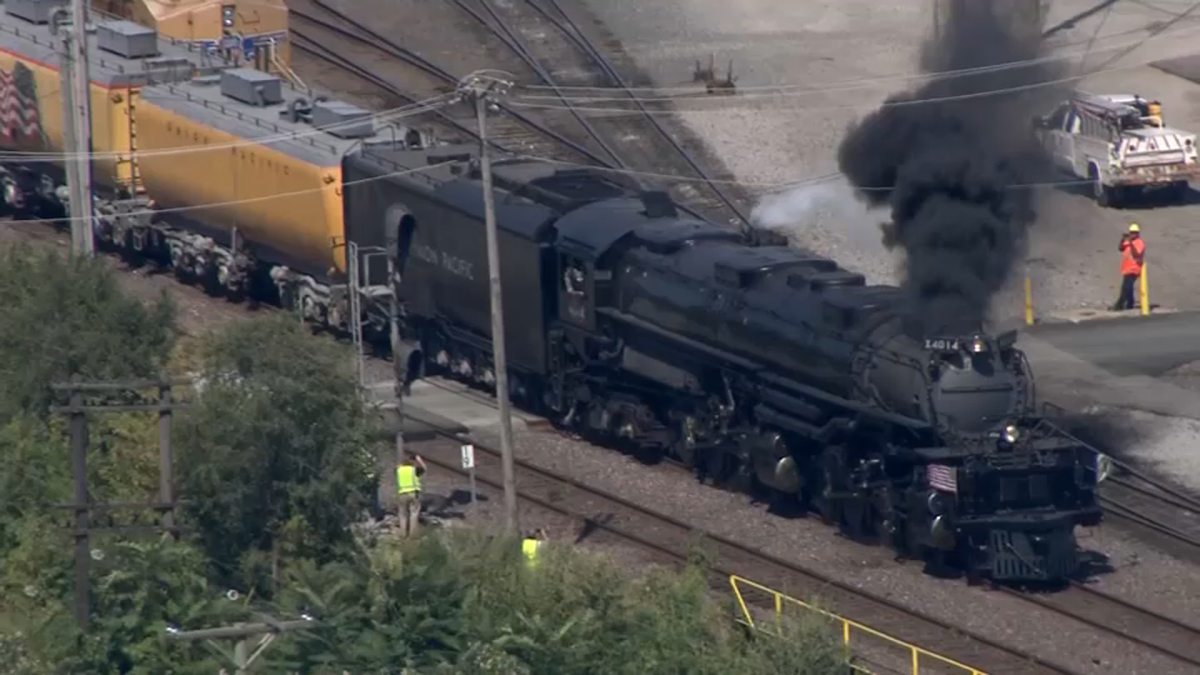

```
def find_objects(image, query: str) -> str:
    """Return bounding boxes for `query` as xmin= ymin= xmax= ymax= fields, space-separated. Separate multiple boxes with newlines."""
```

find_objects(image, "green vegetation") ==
xmin=0 ymin=247 xmax=847 ymax=673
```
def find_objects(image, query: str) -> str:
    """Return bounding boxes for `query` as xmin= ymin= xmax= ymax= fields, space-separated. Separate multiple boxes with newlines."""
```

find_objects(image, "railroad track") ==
xmin=445 ymin=0 xmax=754 ymax=229
xmin=405 ymin=421 xmax=1079 ymax=675
xmin=1098 ymin=466 xmax=1200 ymax=561
xmin=406 ymin=377 xmax=1200 ymax=670
xmin=289 ymin=2 xmax=602 ymax=167
xmin=1007 ymin=583 xmax=1200 ymax=672
xmin=297 ymin=0 xmax=759 ymax=236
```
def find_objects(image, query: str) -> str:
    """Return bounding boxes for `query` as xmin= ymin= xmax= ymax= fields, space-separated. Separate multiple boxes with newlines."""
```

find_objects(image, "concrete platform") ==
xmin=365 ymin=377 xmax=544 ymax=432
xmin=1035 ymin=306 xmax=1179 ymax=326
xmin=1152 ymin=54 xmax=1200 ymax=87
xmin=371 ymin=404 xmax=464 ymax=442
xmin=1024 ymin=309 xmax=1200 ymax=378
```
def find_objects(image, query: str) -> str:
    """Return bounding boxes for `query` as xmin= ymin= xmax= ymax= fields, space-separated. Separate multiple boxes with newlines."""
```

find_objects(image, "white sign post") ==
xmin=461 ymin=444 xmax=477 ymax=509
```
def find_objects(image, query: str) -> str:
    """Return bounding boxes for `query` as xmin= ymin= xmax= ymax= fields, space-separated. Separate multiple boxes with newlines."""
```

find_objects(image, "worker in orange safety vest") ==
xmin=396 ymin=455 xmax=427 ymax=538
xmin=1112 ymin=223 xmax=1146 ymax=311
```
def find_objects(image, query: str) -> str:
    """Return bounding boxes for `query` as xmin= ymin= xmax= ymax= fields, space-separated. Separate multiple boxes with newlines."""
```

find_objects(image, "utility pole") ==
xmin=69 ymin=0 xmax=96 ymax=257
xmin=165 ymin=614 xmax=318 ymax=674
xmin=50 ymin=9 xmax=87 ymax=257
xmin=458 ymin=71 xmax=518 ymax=534
xmin=387 ymin=253 xmax=407 ymax=465
xmin=50 ymin=379 xmax=189 ymax=631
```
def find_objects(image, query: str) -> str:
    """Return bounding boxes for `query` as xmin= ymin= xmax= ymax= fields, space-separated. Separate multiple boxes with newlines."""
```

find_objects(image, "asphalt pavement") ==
xmin=1026 ymin=311 xmax=1200 ymax=377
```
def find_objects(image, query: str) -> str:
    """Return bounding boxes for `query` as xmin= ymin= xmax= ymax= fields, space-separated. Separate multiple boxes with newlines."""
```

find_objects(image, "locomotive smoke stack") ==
xmin=837 ymin=0 xmax=1063 ymax=337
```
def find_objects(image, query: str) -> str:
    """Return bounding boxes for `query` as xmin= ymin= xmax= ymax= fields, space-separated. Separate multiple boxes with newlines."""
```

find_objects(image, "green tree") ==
xmin=0 ymin=247 xmax=176 ymax=551
xmin=176 ymin=316 xmax=379 ymax=592
xmin=0 ymin=246 xmax=174 ymax=419
xmin=268 ymin=531 xmax=848 ymax=674
xmin=0 ymin=534 xmax=235 ymax=675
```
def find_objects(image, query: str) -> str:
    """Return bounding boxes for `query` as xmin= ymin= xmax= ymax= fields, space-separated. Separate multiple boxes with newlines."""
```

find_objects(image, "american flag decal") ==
xmin=927 ymin=464 xmax=958 ymax=494
xmin=0 ymin=62 xmax=44 ymax=143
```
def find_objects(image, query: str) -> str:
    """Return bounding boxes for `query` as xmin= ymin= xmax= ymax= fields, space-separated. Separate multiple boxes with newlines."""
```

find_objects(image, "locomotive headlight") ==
xmin=970 ymin=337 xmax=986 ymax=353
xmin=1003 ymin=424 xmax=1020 ymax=444
xmin=222 ymin=5 xmax=235 ymax=27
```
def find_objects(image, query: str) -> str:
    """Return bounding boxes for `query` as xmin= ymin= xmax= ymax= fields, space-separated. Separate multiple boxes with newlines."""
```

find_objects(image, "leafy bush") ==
xmin=0 ymin=246 xmax=174 ymax=419
xmin=269 ymin=531 xmax=848 ymax=674
xmin=176 ymin=315 xmax=380 ymax=592
xmin=1 ymin=536 xmax=234 ymax=675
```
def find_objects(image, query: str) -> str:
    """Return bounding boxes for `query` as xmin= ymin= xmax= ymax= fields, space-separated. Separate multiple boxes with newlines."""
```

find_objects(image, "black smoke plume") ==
xmin=837 ymin=0 xmax=1064 ymax=336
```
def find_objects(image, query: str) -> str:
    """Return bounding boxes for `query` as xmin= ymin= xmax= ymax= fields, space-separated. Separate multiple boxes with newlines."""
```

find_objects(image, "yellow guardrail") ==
xmin=729 ymin=575 xmax=987 ymax=675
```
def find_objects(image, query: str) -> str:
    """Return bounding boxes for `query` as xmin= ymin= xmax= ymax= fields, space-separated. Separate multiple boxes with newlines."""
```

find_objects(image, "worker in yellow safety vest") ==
xmin=396 ymin=455 xmax=427 ymax=538
xmin=522 ymin=528 xmax=548 ymax=568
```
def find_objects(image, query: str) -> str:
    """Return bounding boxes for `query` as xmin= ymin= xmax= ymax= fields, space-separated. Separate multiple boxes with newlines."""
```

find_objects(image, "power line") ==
xmin=1084 ymin=0 xmax=1200 ymax=72
xmin=507 ymin=35 xmax=1200 ymax=111
xmin=515 ymin=16 xmax=1200 ymax=97
xmin=0 ymin=150 xmax=1104 ymax=239
xmin=0 ymin=96 xmax=452 ymax=163
xmin=503 ymin=154 xmax=1107 ymax=193
xmin=1 ymin=158 xmax=457 ymax=228
xmin=501 ymin=50 xmax=1185 ymax=116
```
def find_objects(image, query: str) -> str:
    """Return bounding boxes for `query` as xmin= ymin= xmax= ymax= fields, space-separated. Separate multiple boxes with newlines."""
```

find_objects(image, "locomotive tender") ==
xmin=346 ymin=142 xmax=1107 ymax=583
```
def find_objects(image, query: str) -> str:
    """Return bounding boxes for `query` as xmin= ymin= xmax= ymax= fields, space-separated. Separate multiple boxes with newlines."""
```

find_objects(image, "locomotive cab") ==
xmin=557 ymin=253 xmax=599 ymax=330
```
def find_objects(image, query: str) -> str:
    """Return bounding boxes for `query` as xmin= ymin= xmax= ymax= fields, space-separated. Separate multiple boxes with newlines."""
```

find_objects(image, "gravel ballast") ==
xmin=463 ymin=421 xmax=1195 ymax=675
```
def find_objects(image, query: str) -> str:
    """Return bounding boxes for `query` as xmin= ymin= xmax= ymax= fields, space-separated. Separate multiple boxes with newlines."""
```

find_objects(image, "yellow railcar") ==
xmin=132 ymin=92 xmax=346 ymax=279
xmin=0 ymin=13 xmax=141 ymax=205
xmin=0 ymin=4 xmax=430 ymax=332
xmin=91 ymin=0 xmax=292 ymax=75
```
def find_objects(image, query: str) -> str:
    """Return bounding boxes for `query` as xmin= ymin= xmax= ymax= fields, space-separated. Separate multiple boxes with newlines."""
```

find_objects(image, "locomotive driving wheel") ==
xmin=874 ymin=487 xmax=906 ymax=554
xmin=814 ymin=447 xmax=845 ymax=526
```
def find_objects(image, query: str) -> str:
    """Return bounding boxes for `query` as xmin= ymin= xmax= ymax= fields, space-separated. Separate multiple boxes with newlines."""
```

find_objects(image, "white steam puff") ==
xmin=750 ymin=181 xmax=897 ymax=282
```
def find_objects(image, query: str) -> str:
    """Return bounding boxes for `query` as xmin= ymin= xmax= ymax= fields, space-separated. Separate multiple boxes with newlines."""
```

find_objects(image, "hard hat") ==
xmin=1128 ymin=223 xmax=1140 ymax=233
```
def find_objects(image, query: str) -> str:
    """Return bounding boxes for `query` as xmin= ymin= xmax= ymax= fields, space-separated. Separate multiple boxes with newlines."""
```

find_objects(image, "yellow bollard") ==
xmin=1139 ymin=263 xmax=1149 ymax=316
xmin=1024 ymin=275 xmax=1034 ymax=326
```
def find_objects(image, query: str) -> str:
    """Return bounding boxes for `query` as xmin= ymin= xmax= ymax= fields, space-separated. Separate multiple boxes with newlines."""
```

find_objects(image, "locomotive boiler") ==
xmin=344 ymin=142 xmax=1105 ymax=583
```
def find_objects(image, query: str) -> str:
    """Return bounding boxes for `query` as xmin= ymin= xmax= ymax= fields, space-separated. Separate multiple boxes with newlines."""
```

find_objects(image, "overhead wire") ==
xmin=513 ymin=16 xmax=1200 ymax=98
xmin=1083 ymin=0 xmax=1200 ymax=73
xmin=4 ymin=11 xmax=1194 ymax=161
xmin=3 ymin=148 xmax=1104 ymax=233
xmin=1 ymin=158 xmax=457 ymax=226
xmin=0 ymin=94 xmax=456 ymax=162
xmin=502 ymin=34 xmax=1200 ymax=116
xmin=2 ymin=7 xmax=1186 ymax=214
xmin=501 ymin=154 xmax=1104 ymax=193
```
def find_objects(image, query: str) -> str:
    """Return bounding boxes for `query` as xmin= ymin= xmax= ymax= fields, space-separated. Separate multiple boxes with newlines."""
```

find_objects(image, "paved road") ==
xmin=1026 ymin=311 xmax=1200 ymax=377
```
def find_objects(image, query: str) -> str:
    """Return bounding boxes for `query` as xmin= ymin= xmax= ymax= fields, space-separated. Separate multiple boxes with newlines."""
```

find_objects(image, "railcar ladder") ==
xmin=347 ymin=241 xmax=392 ymax=392
xmin=124 ymin=89 xmax=145 ymax=195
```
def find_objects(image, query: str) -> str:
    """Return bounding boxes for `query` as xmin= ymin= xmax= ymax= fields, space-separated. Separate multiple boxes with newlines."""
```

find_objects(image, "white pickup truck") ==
xmin=1033 ymin=93 xmax=1198 ymax=207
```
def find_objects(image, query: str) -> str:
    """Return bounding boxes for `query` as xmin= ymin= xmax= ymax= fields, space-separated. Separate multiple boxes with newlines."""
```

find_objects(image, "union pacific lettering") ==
xmin=412 ymin=244 xmax=474 ymax=281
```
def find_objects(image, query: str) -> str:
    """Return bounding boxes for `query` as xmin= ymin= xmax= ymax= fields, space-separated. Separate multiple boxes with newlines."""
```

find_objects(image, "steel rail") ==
xmin=525 ymin=0 xmax=753 ymax=230
xmin=439 ymin=0 xmax=725 ymax=224
xmin=1003 ymin=582 xmax=1200 ymax=670
xmin=294 ymin=3 xmax=617 ymax=169
xmin=406 ymin=424 xmax=1079 ymax=675
xmin=446 ymin=0 xmax=631 ymax=173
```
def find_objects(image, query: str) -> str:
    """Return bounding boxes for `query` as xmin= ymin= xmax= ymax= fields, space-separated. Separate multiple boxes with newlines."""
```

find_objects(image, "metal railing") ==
xmin=728 ymin=575 xmax=987 ymax=675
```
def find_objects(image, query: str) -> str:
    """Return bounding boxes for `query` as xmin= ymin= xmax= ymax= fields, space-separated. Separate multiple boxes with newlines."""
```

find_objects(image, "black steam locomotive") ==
xmin=343 ymin=142 xmax=1105 ymax=583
